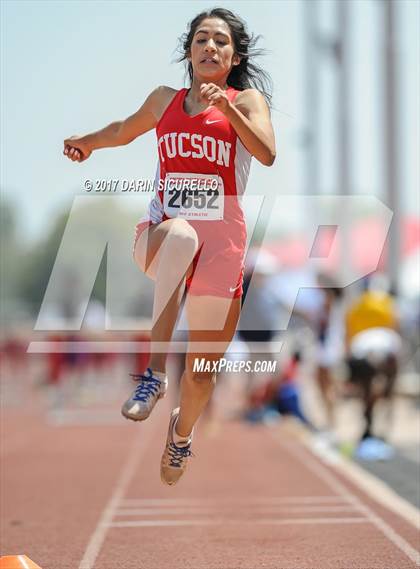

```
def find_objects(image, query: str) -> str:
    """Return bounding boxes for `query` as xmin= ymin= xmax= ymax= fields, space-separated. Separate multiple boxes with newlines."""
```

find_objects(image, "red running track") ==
xmin=1 ymin=395 xmax=419 ymax=569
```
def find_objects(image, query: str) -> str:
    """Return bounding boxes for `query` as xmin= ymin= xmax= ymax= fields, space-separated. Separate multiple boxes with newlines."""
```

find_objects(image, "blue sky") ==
xmin=1 ymin=0 xmax=418 ymax=242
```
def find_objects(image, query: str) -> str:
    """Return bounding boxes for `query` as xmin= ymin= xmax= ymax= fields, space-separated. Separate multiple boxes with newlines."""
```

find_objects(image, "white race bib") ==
xmin=163 ymin=172 xmax=224 ymax=221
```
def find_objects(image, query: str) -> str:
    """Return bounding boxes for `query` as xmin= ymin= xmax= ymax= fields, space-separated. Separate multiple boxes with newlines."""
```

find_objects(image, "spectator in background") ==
xmin=245 ymin=349 xmax=314 ymax=429
xmin=274 ymin=350 xmax=315 ymax=429
xmin=345 ymin=276 xmax=401 ymax=459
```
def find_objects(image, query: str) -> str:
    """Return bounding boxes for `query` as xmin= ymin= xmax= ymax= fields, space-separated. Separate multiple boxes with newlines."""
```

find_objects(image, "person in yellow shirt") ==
xmin=345 ymin=277 xmax=401 ymax=448
xmin=346 ymin=286 xmax=398 ymax=344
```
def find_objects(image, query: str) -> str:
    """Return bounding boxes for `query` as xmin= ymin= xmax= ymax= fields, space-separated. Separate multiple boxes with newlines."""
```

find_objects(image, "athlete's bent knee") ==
xmin=167 ymin=218 xmax=198 ymax=242
xmin=165 ymin=230 xmax=199 ymax=264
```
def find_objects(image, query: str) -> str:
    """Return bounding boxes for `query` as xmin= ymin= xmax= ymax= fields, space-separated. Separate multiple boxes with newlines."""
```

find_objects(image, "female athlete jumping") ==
xmin=63 ymin=8 xmax=275 ymax=485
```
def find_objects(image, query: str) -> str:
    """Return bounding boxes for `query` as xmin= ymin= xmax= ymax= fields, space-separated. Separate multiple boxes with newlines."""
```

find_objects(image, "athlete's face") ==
xmin=189 ymin=18 xmax=240 ymax=81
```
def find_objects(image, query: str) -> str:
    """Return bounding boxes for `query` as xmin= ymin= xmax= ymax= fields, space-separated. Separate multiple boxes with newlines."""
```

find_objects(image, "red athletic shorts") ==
xmin=132 ymin=220 xmax=244 ymax=299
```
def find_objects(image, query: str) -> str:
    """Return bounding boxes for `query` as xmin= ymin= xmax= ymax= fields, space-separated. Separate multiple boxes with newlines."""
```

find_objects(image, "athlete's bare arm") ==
xmin=63 ymin=86 xmax=177 ymax=162
xmin=200 ymin=83 xmax=275 ymax=167
xmin=227 ymin=89 xmax=276 ymax=166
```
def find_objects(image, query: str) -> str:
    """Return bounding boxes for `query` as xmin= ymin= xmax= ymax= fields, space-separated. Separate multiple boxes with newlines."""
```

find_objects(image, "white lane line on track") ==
xmin=78 ymin=407 xmax=164 ymax=569
xmin=107 ymin=517 xmax=369 ymax=528
xmin=256 ymin=517 xmax=369 ymax=525
xmin=114 ymin=505 xmax=360 ymax=516
xmin=274 ymin=434 xmax=420 ymax=567
xmin=119 ymin=495 xmax=352 ymax=507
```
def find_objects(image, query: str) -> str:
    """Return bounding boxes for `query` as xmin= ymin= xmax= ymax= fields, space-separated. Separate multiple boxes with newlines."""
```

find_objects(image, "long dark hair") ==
xmin=177 ymin=8 xmax=273 ymax=108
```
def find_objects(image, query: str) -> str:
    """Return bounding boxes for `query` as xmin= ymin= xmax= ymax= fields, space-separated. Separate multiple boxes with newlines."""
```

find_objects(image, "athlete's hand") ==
xmin=63 ymin=136 xmax=92 ymax=163
xmin=200 ymin=83 xmax=231 ymax=114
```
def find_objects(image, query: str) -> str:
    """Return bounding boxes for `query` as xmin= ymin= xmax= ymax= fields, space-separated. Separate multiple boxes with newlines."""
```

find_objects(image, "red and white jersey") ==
xmin=138 ymin=86 xmax=252 ymax=256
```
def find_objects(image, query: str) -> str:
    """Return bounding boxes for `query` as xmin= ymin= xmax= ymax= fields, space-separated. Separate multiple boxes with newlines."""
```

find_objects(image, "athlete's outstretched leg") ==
xmin=160 ymin=295 xmax=240 ymax=485
xmin=177 ymin=296 xmax=240 ymax=436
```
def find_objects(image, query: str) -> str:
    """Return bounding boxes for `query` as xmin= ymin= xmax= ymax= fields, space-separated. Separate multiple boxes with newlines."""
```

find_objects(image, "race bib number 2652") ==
xmin=163 ymin=173 xmax=224 ymax=221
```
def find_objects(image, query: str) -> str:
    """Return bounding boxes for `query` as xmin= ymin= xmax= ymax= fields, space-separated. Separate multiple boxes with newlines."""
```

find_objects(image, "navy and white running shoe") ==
xmin=121 ymin=368 xmax=168 ymax=421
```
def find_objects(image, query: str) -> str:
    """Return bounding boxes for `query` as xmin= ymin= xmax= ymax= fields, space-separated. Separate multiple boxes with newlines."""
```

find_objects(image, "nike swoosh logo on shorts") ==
xmin=206 ymin=119 xmax=222 ymax=125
